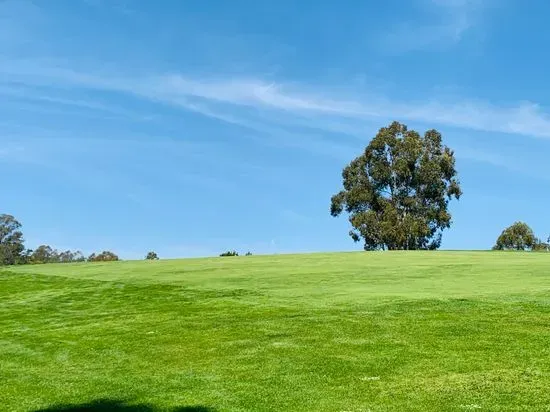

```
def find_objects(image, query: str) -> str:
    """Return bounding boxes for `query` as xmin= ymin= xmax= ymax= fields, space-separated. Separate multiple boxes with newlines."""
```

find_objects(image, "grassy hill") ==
xmin=2 ymin=251 xmax=550 ymax=411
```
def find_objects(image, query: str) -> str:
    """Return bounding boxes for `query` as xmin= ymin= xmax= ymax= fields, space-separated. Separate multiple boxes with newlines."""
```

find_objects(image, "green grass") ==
xmin=1 ymin=251 xmax=550 ymax=411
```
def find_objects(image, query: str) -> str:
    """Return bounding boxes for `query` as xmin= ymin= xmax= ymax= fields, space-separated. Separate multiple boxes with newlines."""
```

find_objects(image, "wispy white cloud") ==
xmin=3 ymin=59 xmax=550 ymax=142
xmin=157 ymin=76 xmax=366 ymax=115
xmin=163 ymin=77 xmax=550 ymax=140
xmin=3 ymin=52 xmax=550 ymax=147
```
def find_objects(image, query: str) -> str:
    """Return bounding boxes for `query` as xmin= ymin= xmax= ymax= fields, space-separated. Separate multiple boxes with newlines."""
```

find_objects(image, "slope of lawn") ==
xmin=1 ymin=251 xmax=550 ymax=411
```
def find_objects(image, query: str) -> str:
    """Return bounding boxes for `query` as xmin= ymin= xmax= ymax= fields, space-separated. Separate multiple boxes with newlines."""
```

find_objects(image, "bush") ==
xmin=220 ymin=250 xmax=239 ymax=257
xmin=145 ymin=251 xmax=159 ymax=260
xmin=88 ymin=251 xmax=119 ymax=262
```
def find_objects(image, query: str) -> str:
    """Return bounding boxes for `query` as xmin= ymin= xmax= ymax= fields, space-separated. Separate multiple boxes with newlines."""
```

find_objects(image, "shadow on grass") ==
xmin=34 ymin=399 xmax=214 ymax=412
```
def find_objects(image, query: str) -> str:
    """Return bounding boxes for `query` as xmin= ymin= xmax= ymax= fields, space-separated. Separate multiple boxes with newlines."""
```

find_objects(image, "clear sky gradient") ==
xmin=1 ymin=0 xmax=549 ymax=258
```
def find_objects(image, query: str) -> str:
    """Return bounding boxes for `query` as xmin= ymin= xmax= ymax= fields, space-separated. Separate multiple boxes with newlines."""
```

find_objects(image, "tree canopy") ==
xmin=29 ymin=245 xmax=85 ymax=264
xmin=493 ymin=222 xmax=538 ymax=251
xmin=88 ymin=251 xmax=119 ymax=262
xmin=145 ymin=251 xmax=159 ymax=260
xmin=30 ymin=245 xmax=58 ymax=264
xmin=0 ymin=214 xmax=25 ymax=265
xmin=330 ymin=121 xmax=462 ymax=250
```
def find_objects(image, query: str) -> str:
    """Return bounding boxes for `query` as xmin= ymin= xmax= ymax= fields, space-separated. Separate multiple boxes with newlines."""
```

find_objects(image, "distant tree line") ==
xmin=21 ymin=245 xmax=86 ymax=264
xmin=2 ymin=119 xmax=548 ymax=264
xmin=0 ymin=214 xmax=120 ymax=266
xmin=219 ymin=250 xmax=252 ymax=257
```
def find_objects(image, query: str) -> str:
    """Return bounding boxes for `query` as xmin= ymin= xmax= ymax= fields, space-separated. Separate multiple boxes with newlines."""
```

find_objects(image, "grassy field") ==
xmin=1 ymin=251 xmax=550 ymax=412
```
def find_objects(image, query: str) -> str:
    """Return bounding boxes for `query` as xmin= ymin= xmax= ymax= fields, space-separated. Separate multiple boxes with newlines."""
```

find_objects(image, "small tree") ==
xmin=493 ymin=222 xmax=537 ymax=251
xmin=245 ymin=251 xmax=252 ymax=256
xmin=0 ymin=214 xmax=25 ymax=265
xmin=145 ymin=251 xmax=159 ymax=260
xmin=72 ymin=251 xmax=86 ymax=262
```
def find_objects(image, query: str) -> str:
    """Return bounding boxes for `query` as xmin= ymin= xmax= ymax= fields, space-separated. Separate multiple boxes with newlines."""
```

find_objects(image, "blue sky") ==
xmin=1 ymin=0 xmax=549 ymax=258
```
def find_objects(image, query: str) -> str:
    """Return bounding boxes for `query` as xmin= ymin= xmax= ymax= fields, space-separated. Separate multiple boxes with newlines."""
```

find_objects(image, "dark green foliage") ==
xmin=245 ymin=251 xmax=253 ymax=256
xmin=30 ymin=245 xmax=58 ymax=264
xmin=219 ymin=250 xmax=238 ymax=257
xmin=19 ymin=249 xmax=34 ymax=265
xmin=145 ymin=251 xmax=159 ymax=260
xmin=331 ymin=121 xmax=462 ymax=250
xmin=29 ymin=245 xmax=85 ymax=264
xmin=59 ymin=250 xmax=86 ymax=263
xmin=0 ymin=214 xmax=25 ymax=265
xmin=88 ymin=251 xmax=119 ymax=262
xmin=493 ymin=222 xmax=537 ymax=251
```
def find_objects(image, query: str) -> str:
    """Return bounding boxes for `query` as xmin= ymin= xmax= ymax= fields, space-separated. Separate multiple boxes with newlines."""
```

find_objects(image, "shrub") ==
xmin=88 ymin=251 xmax=119 ymax=262
xmin=220 ymin=250 xmax=239 ymax=257
xmin=145 ymin=251 xmax=159 ymax=260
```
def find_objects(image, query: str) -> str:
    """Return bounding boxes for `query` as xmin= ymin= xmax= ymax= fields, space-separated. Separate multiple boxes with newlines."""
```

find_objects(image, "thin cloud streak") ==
xmin=101 ymin=75 xmax=550 ymax=140
xmin=2 ymin=60 xmax=550 ymax=140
